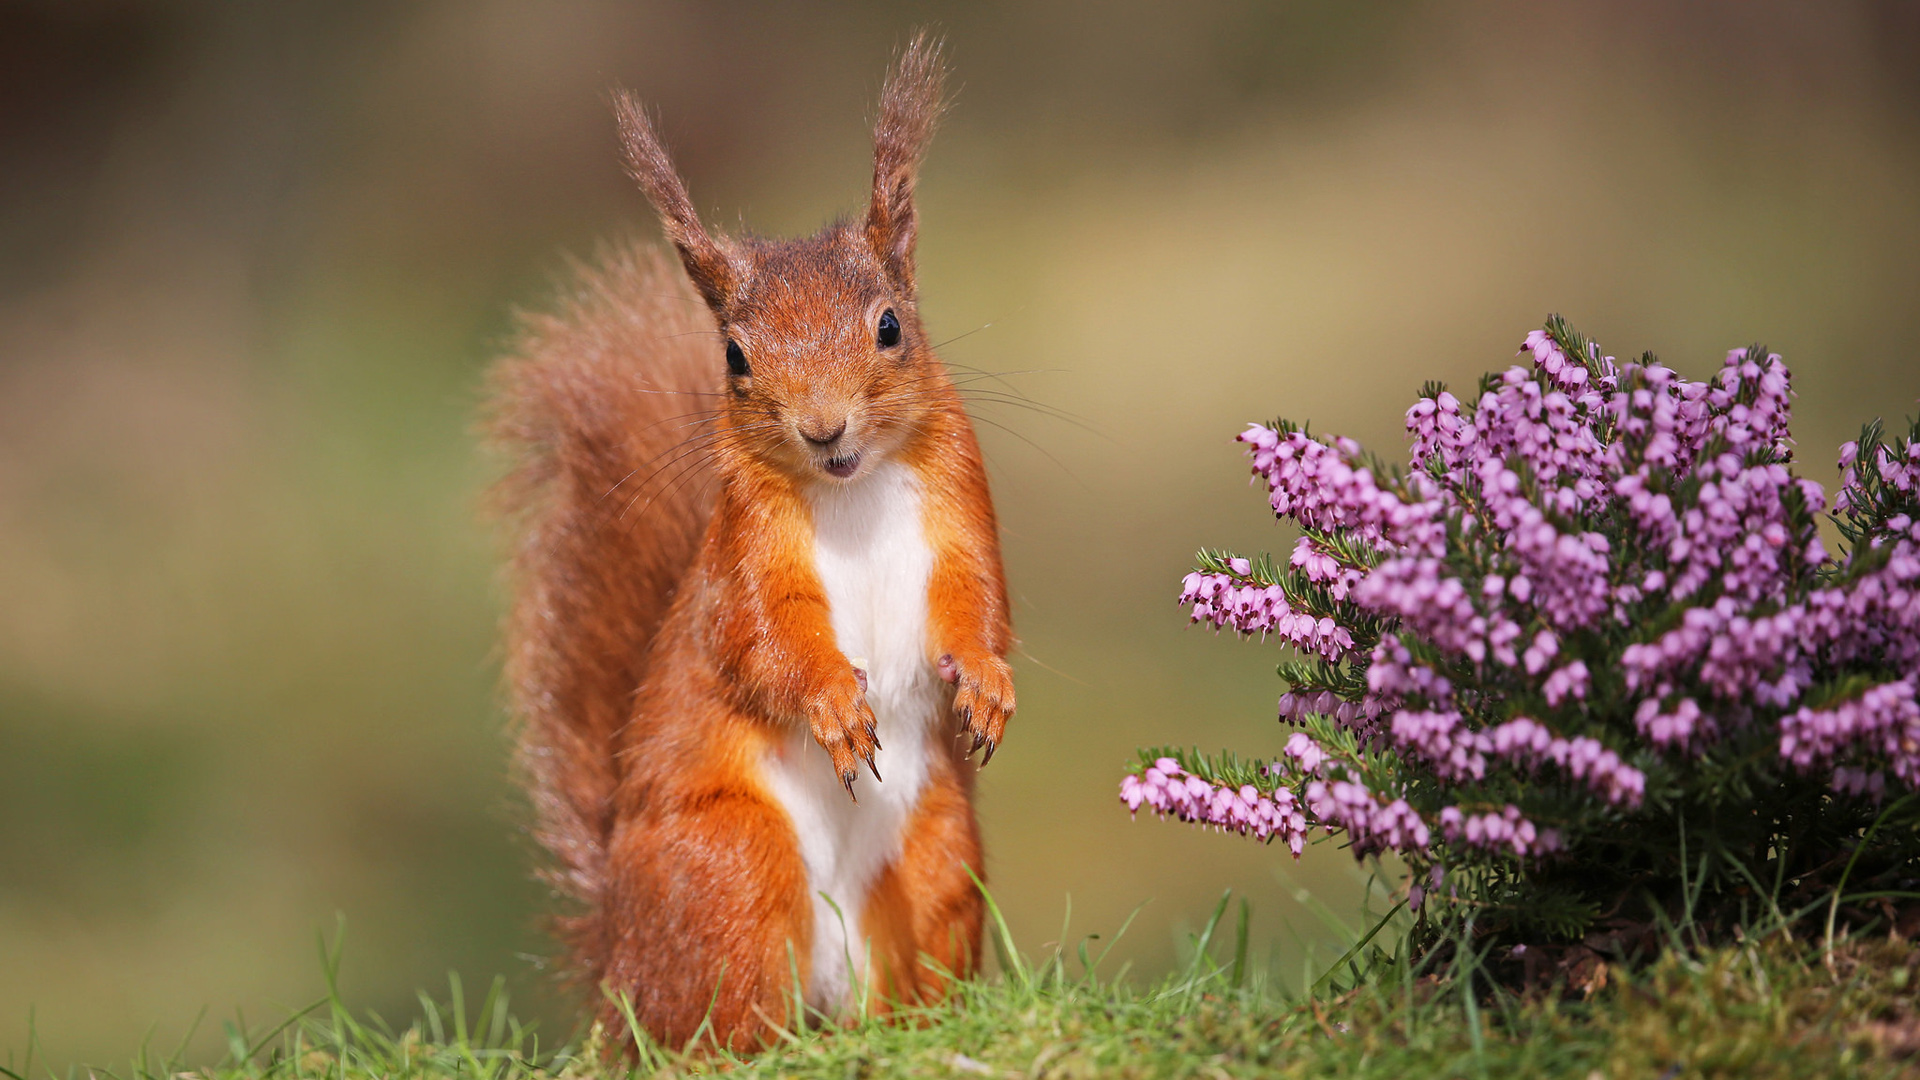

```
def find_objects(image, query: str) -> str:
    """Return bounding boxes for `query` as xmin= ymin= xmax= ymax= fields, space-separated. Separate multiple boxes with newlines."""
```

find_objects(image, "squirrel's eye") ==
xmin=725 ymin=340 xmax=750 ymax=377
xmin=876 ymin=309 xmax=901 ymax=349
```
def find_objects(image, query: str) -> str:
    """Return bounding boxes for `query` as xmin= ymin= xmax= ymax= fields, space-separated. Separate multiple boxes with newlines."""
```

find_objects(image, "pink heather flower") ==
xmin=1523 ymin=630 xmax=1559 ymax=675
xmin=1390 ymin=711 xmax=1646 ymax=810
xmin=1438 ymin=803 xmax=1560 ymax=857
xmin=1543 ymin=733 xmax=1647 ymax=808
xmin=1284 ymin=731 xmax=1328 ymax=774
xmin=1239 ymin=424 xmax=1446 ymax=555
xmin=1147 ymin=321 xmax=1920 ymax=876
xmin=1390 ymin=710 xmax=1488 ymax=781
xmin=1522 ymin=328 xmax=1617 ymax=397
xmin=1354 ymin=558 xmax=1526 ymax=667
xmin=1780 ymin=680 xmax=1920 ymax=792
xmin=1634 ymin=696 xmax=1712 ymax=750
xmin=1620 ymin=598 xmax=1814 ymax=718
xmin=1179 ymin=568 xmax=1355 ymax=661
xmin=1305 ymin=778 xmax=1431 ymax=856
xmin=1803 ymin=540 xmax=1920 ymax=672
xmin=1277 ymin=690 xmax=1386 ymax=742
xmin=1367 ymin=638 xmax=1455 ymax=705
xmin=1543 ymin=660 xmax=1590 ymax=706
xmin=1290 ymin=535 xmax=1367 ymax=600
xmin=1833 ymin=766 xmax=1888 ymax=800
xmin=1831 ymin=436 xmax=1920 ymax=525
xmin=1119 ymin=757 xmax=1311 ymax=854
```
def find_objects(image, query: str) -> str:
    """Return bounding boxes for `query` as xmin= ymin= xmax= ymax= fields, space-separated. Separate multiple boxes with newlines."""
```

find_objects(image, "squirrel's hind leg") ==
xmin=860 ymin=764 xmax=985 ymax=1011
xmin=599 ymin=787 xmax=811 ymax=1054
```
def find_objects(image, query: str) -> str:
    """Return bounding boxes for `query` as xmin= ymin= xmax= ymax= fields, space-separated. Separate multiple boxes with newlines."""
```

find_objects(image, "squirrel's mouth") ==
xmin=823 ymin=452 xmax=862 ymax=479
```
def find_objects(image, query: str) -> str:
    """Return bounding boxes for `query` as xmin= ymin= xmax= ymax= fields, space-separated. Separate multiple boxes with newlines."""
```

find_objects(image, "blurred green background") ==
xmin=4 ymin=0 xmax=1919 ymax=1066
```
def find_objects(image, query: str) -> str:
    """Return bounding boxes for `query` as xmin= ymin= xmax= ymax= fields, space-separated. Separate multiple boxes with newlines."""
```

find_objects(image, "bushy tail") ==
xmin=483 ymin=242 xmax=719 ymax=985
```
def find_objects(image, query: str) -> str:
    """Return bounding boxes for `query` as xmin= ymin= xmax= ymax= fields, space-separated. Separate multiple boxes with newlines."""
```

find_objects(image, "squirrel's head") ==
xmin=613 ymin=35 xmax=949 ymax=485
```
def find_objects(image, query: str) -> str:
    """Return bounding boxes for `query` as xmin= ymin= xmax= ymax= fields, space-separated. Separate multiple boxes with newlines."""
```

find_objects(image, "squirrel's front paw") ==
xmin=806 ymin=670 xmax=881 ymax=801
xmin=940 ymin=652 xmax=1014 ymax=765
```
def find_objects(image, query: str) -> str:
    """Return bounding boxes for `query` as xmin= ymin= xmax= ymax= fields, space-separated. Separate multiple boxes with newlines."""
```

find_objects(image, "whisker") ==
xmin=598 ymin=409 xmax=736 ymax=502
xmin=617 ymin=437 xmax=731 ymax=522
xmin=625 ymin=385 xmax=729 ymax=398
xmin=866 ymin=395 xmax=1080 ymax=482
xmin=609 ymin=419 xmax=785 ymax=509
xmin=624 ymin=446 xmax=729 ymax=527
xmin=954 ymin=393 xmax=1111 ymax=442
xmin=960 ymin=412 xmax=1086 ymax=485
xmin=1014 ymin=645 xmax=1092 ymax=688
xmin=942 ymin=361 xmax=1065 ymax=379
xmin=884 ymin=385 xmax=1113 ymax=443
xmin=940 ymin=360 xmax=1065 ymax=396
xmin=618 ymin=289 xmax=714 ymax=309
xmin=931 ymin=322 xmax=995 ymax=351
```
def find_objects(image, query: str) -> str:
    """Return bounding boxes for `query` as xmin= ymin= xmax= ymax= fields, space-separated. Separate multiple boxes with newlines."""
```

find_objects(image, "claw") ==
xmin=866 ymin=721 xmax=882 ymax=752
xmin=981 ymin=739 xmax=998 ymax=766
xmin=866 ymin=755 xmax=883 ymax=783
xmin=970 ymin=732 xmax=985 ymax=754
xmin=841 ymin=771 xmax=859 ymax=803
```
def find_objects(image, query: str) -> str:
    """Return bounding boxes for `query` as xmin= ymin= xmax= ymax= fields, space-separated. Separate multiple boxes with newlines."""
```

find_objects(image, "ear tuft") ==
xmin=611 ymin=90 xmax=737 ymax=312
xmin=866 ymin=31 xmax=949 ymax=293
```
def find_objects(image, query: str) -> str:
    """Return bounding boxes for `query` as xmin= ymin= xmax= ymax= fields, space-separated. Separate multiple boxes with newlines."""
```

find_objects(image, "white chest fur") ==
xmin=758 ymin=459 xmax=941 ymax=1013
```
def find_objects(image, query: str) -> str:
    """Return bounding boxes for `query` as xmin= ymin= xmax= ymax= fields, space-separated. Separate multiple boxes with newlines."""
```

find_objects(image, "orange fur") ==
xmin=485 ymin=34 xmax=1012 ymax=1053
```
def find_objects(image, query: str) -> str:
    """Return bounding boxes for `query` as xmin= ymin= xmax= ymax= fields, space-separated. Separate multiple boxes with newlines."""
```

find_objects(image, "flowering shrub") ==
xmin=1125 ymin=317 xmax=1920 ymax=940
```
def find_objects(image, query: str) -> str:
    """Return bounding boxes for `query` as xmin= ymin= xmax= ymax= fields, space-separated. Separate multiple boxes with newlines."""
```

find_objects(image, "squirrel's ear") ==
xmin=613 ymin=92 xmax=737 ymax=312
xmin=865 ymin=32 xmax=948 ymax=294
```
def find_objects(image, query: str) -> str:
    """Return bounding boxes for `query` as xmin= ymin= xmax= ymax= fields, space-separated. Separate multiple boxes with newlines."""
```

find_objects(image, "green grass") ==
xmin=11 ymin=895 xmax=1920 ymax=1080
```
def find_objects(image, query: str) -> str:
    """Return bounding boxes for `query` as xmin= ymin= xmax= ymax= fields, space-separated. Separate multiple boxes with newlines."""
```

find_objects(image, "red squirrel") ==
xmin=485 ymin=36 xmax=1013 ymax=1051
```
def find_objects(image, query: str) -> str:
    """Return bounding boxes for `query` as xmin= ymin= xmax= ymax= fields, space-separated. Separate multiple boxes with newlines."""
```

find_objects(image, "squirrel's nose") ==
xmin=800 ymin=419 xmax=847 ymax=446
